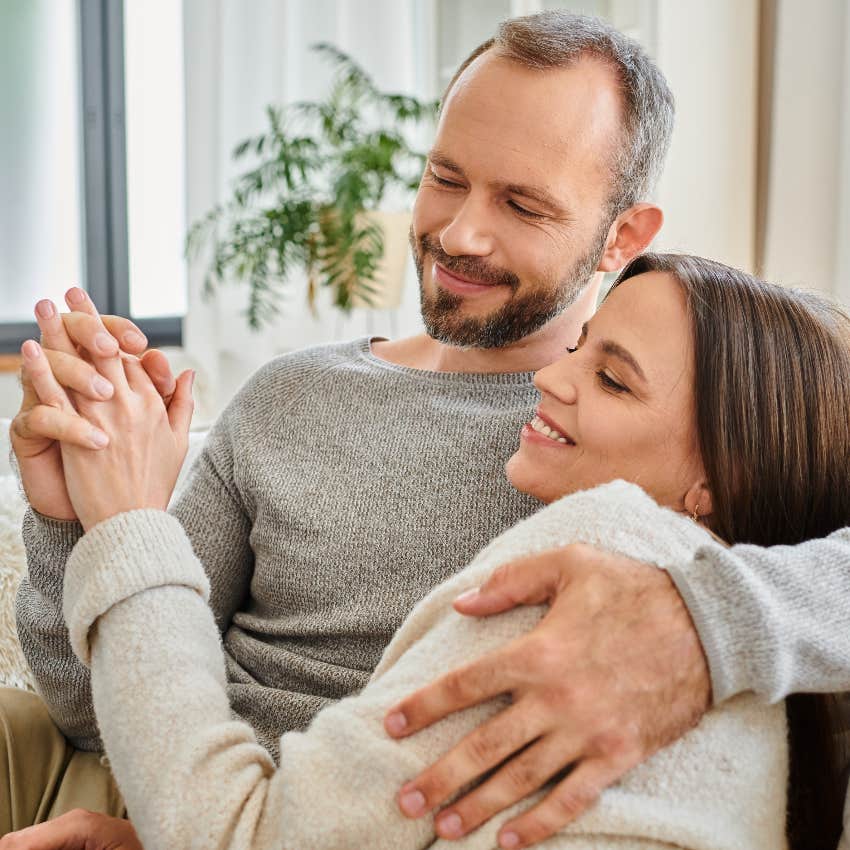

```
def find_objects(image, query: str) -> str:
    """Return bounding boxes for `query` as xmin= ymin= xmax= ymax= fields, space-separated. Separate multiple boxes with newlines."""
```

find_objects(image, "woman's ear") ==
xmin=597 ymin=203 xmax=664 ymax=272
xmin=683 ymin=479 xmax=714 ymax=523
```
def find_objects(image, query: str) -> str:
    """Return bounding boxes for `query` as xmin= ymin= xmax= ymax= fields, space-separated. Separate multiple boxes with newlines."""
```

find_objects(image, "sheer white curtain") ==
xmin=182 ymin=0 xmax=434 ymax=422
xmin=761 ymin=0 xmax=850 ymax=300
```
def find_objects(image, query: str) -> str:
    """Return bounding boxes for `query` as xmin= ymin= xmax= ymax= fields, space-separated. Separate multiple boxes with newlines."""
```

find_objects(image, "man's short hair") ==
xmin=443 ymin=11 xmax=675 ymax=215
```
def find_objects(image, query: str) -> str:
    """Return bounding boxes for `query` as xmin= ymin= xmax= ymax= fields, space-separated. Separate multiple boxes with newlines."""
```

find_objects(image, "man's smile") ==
xmin=432 ymin=261 xmax=508 ymax=297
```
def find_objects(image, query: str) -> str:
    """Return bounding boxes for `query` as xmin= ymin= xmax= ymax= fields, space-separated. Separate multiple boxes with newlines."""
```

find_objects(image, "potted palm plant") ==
xmin=187 ymin=43 xmax=438 ymax=329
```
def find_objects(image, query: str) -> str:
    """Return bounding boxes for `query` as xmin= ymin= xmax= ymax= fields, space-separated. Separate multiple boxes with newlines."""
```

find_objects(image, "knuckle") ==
xmin=503 ymin=757 xmax=540 ymax=792
xmin=528 ymin=636 xmax=565 ymax=677
xmin=487 ymin=562 xmax=513 ymax=588
xmin=509 ymin=811 xmax=551 ymax=845
xmin=68 ymin=807 xmax=98 ymax=826
xmin=416 ymin=770 xmax=449 ymax=804
xmin=590 ymin=729 xmax=629 ymax=760
xmin=26 ymin=406 xmax=52 ymax=434
xmin=442 ymin=670 xmax=473 ymax=704
xmin=551 ymin=783 xmax=597 ymax=820
xmin=465 ymin=729 xmax=501 ymax=767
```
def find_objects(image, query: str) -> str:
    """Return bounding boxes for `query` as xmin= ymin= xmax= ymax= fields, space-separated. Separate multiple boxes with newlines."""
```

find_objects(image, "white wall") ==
xmin=652 ymin=0 xmax=758 ymax=272
xmin=762 ymin=0 xmax=847 ymax=294
xmin=834 ymin=0 xmax=850 ymax=305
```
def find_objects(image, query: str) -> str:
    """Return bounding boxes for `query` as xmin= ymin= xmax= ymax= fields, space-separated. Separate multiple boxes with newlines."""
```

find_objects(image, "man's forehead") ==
xmin=438 ymin=50 xmax=623 ymax=179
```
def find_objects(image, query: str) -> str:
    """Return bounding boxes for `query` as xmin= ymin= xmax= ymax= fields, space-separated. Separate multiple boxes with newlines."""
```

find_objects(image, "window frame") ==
xmin=0 ymin=0 xmax=182 ymax=353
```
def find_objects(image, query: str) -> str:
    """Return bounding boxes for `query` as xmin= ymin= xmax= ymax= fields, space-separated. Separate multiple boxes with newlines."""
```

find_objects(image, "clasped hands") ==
xmin=11 ymin=288 xmax=194 ymax=532
xmin=9 ymin=289 xmax=712 ymax=850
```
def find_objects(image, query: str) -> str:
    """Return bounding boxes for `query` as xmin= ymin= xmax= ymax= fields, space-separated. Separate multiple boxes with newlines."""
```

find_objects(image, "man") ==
xmin=4 ymin=11 xmax=850 ymax=850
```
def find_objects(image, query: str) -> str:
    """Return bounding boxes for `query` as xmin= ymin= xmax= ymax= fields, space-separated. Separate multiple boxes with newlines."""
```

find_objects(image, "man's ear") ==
xmin=597 ymin=203 xmax=664 ymax=272
xmin=683 ymin=479 xmax=714 ymax=525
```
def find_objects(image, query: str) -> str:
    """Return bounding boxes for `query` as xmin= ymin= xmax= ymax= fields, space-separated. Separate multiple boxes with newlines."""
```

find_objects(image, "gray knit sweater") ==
xmin=16 ymin=337 xmax=850 ymax=757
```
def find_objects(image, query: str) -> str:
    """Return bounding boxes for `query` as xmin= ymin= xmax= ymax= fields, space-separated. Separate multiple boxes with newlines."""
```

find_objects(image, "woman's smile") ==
xmin=521 ymin=412 xmax=576 ymax=447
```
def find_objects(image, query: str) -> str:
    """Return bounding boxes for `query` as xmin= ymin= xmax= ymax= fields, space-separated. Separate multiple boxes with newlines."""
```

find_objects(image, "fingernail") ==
xmin=92 ymin=375 xmax=113 ymax=398
xmin=189 ymin=370 xmax=196 ymax=390
xmin=398 ymin=789 xmax=426 ymax=817
xmin=95 ymin=332 xmax=118 ymax=355
xmin=385 ymin=711 xmax=407 ymax=736
xmin=455 ymin=588 xmax=479 ymax=605
xmin=89 ymin=429 xmax=109 ymax=448
xmin=500 ymin=831 xmax=521 ymax=849
xmin=437 ymin=812 xmax=464 ymax=838
xmin=122 ymin=330 xmax=147 ymax=349
xmin=21 ymin=340 xmax=40 ymax=360
xmin=35 ymin=300 xmax=55 ymax=319
xmin=67 ymin=287 xmax=86 ymax=305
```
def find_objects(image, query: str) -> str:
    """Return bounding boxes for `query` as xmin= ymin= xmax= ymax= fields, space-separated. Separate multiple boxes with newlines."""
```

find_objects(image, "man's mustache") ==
xmin=418 ymin=234 xmax=521 ymax=292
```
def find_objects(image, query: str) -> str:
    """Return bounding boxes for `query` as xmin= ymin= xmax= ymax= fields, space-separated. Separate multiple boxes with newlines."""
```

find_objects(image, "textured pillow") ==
xmin=0 ymin=474 xmax=33 ymax=690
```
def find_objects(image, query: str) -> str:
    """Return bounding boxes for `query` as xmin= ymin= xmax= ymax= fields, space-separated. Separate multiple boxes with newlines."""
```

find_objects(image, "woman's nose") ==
xmin=534 ymin=358 xmax=578 ymax=405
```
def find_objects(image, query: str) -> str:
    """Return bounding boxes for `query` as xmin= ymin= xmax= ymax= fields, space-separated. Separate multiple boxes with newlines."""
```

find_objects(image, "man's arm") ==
xmin=665 ymin=529 xmax=850 ymax=702
xmin=386 ymin=534 xmax=850 ymax=847
xmin=385 ymin=546 xmax=711 ymax=848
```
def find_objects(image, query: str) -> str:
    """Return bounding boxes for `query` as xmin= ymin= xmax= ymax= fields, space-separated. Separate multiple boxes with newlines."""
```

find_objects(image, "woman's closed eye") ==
xmin=597 ymin=370 xmax=630 ymax=394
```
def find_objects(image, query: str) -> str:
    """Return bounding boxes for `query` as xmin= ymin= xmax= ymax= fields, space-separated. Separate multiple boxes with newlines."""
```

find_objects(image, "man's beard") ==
xmin=411 ymin=225 xmax=609 ymax=349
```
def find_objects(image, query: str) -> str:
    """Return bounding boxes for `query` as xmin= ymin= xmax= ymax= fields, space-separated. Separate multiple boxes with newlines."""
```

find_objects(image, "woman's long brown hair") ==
xmin=609 ymin=253 xmax=850 ymax=850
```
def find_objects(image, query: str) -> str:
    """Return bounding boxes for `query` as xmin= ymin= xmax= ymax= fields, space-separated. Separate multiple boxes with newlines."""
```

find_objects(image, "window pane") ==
xmin=124 ymin=0 xmax=187 ymax=319
xmin=0 ymin=0 xmax=85 ymax=322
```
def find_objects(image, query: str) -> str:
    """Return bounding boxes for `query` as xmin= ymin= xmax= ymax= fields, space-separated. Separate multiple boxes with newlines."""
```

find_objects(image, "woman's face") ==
xmin=506 ymin=271 xmax=707 ymax=511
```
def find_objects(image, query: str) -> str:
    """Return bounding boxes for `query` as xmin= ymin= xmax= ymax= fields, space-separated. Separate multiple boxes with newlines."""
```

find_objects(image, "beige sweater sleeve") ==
xmin=64 ymin=483 xmax=788 ymax=850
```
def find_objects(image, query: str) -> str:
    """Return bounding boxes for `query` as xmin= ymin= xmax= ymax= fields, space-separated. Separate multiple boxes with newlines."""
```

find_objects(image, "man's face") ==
xmin=411 ymin=50 xmax=624 ymax=348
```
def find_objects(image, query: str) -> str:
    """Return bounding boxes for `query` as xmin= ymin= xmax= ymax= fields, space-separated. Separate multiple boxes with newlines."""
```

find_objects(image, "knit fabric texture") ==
xmin=17 ymin=337 xmax=540 ymax=755
xmin=64 ymin=481 xmax=788 ymax=850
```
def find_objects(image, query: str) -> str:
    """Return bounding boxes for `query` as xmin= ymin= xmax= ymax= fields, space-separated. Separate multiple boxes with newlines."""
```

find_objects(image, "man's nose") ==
xmin=439 ymin=195 xmax=495 ymax=257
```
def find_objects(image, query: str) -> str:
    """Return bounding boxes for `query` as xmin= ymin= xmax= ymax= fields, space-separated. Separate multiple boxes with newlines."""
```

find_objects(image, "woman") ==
xmin=30 ymin=254 xmax=850 ymax=848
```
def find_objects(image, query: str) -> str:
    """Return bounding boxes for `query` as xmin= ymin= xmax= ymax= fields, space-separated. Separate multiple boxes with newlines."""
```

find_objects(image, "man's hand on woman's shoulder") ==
xmin=385 ymin=543 xmax=711 ymax=849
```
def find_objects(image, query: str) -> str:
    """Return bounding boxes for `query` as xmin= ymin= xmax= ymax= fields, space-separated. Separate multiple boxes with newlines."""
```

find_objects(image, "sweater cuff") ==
xmin=22 ymin=507 xmax=85 ymax=574
xmin=64 ymin=510 xmax=210 ymax=665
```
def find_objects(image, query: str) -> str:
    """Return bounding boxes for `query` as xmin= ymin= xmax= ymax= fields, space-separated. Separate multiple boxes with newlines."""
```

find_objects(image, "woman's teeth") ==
xmin=530 ymin=415 xmax=569 ymax=444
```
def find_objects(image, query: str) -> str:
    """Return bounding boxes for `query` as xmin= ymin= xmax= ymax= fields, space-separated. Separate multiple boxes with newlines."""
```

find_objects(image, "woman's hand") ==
xmin=21 ymin=294 xmax=195 ymax=531
xmin=11 ymin=289 xmax=177 ymax=520
xmin=55 ymin=343 xmax=194 ymax=530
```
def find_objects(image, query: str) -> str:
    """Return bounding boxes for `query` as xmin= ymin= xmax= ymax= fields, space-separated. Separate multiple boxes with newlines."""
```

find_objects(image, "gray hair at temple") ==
xmin=443 ymin=11 xmax=676 ymax=215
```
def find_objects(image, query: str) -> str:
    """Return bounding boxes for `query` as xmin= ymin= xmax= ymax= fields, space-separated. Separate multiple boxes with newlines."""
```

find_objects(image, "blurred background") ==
xmin=1 ymin=0 xmax=848 ymax=424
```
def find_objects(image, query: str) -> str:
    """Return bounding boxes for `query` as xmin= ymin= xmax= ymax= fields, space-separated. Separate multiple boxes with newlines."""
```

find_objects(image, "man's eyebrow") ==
xmin=582 ymin=322 xmax=647 ymax=382
xmin=499 ymin=182 xmax=567 ymax=213
xmin=428 ymin=150 xmax=465 ymax=173
xmin=427 ymin=149 xmax=570 ymax=215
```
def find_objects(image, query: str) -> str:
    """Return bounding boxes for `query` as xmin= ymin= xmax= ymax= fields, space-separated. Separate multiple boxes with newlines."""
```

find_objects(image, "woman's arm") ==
xmin=15 ymin=366 xmax=255 ymax=752
xmin=65 ymin=510 xmax=527 ymax=850
xmin=64 ymin=489 xmax=785 ymax=850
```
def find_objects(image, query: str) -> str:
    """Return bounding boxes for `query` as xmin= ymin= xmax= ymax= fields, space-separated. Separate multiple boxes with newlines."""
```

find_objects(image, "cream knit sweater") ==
xmin=64 ymin=480 xmax=788 ymax=850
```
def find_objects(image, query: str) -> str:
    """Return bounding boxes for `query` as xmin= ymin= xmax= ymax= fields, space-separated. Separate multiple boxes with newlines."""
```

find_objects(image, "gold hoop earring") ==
xmin=691 ymin=503 xmax=700 ymax=524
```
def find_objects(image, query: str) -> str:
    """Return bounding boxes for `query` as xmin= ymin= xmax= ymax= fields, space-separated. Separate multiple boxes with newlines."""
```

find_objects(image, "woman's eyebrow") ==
xmin=582 ymin=322 xmax=647 ymax=382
